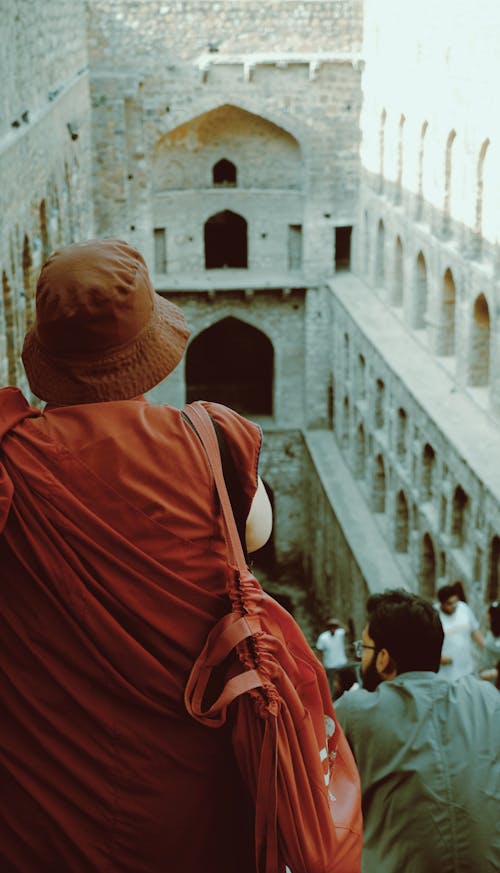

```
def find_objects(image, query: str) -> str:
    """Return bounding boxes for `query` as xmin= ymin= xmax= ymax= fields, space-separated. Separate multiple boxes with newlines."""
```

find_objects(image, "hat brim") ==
xmin=22 ymin=294 xmax=190 ymax=403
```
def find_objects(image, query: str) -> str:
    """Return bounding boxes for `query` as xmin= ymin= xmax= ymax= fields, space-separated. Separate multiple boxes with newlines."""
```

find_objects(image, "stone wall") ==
xmin=87 ymin=0 xmax=363 ymax=278
xmin=0 ymin=0 xmax=93 ymax=394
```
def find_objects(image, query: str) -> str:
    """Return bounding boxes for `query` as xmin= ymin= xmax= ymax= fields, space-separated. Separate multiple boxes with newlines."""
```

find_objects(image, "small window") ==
xmin=288 ymin=225 xmax=302 ymax=271
xmin=154 ymin=228 xmax=167 ymax=273
xmin=213 ymin=159 xmax=237 ymax=187
xmin=335 ymin=226 xmax=352 ymax=271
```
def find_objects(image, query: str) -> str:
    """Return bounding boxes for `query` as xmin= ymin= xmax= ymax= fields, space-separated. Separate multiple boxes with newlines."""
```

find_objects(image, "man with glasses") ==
xmin=335 ymin=589 xmax=500 ymax=873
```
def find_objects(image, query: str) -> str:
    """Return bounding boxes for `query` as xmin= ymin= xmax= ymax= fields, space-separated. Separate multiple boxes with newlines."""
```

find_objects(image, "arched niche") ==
xmin=152 ymin=104 xmax=302 ymax=191
xmin=420 ymin=533 xmax=436 ymax=599
xmin=204 ymin=211 xmax=247 ymax=268
xmin=213 ymin=158 xmax=237 ymax=187
xmin=185 ymin=317 xmax=273 ymax=416
xmin=395 ymin=490 xmax=409 ymax=552
xmin=468 ymin=293 xmax=490 ymax=386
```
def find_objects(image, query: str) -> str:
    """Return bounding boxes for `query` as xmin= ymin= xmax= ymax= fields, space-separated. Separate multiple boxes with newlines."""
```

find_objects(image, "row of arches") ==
xmin=366 ymin=219 xmax=492 ymax=386
xmin=1 ymin=160 xmax=82 ymax=388
xmin=377 ymin=110 xmax=492 ymax=234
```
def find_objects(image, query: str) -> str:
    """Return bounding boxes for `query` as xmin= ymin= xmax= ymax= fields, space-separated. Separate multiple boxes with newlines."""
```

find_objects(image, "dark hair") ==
xmin=367 ymin=589 xmax=444 ymax=674
xmin=437 ymin=584 xmax=457 ymax=604
xmin=452 ymin=580 xmax=467 ymax=602
xmin=489 ymin=603 xmax=500 ymax=637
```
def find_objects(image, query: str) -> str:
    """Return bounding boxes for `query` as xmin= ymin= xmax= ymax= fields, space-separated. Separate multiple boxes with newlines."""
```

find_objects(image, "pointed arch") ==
xmin=422 ymin=443 xmax=435 ymax=501
xmin=2 ymin=271 xmax=17 ymax=384
xmin=439 ymin=268 xmax=456 ymax=355
xmin=22 ymin=234 xmax=35 ymax=331
xmin=392 ymin=236 xmax=403 ymax=306
xmin=375 ymin=219 xmax=385 ymax=286
xmin=395 ymin=491 xmax=409 ymax=552
xmin=418 ymin=120 xmax=429 ymax=201
xmin=414 ymin=251 xmax=428 ymax=329
xmin=444 ymin=129 xmax=457 ymax=217
xmin=354 ymin=423 xmax=366 ymax=479
xmin=372 ymin=454 xmax=386 ymax=513
xmin=451 ymin=486 xmax=468 ymax=547
xmin=420 ymin=533 xmax=436 ymax=599
xmin=213 ymin=158 xmax=237 ymax=187
xmin=379 ymin=109 xmax=387 ymax=181
xmin=397 ymin=113 xmax=406 ymax=192
xmin=488 ymin=536 xmax=500 ymax=602
xmin=475 ymin=138 xmax=490 ymax=236
xmin=468 ymin=294 xmax=490 ymax=385
xmin=185 ymin=317 xmax=273 ymax=415
xmin=204 ymin=210 xmax=247 ymax=268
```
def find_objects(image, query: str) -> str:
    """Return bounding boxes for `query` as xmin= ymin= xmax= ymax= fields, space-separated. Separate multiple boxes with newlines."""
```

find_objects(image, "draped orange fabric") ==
xmin=0 ymin=388 xmax=260 ymax=873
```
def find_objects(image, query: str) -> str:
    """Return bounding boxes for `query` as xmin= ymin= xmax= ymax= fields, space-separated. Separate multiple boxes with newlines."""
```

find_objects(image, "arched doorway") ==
xmin=420 ymin=533 xmax=436 ymax=599
xmin=186 ymin=317 xmax=273 ymax=415
xmin=204 ymin=211 xmax=247 ymax=268
xmin=395 ymin=491 xmax=409 ymax=552
xmin=468 ymin=294 xmax=490 ymax=385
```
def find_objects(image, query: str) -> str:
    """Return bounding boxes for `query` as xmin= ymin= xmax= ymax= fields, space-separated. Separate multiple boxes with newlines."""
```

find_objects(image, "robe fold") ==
xmin=0 ymin=388 xmax=260 ymax=873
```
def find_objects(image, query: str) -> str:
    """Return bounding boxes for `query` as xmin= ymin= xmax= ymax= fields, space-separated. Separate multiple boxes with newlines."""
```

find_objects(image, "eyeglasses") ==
xmin=353 ymin=640 xmax=376 ymax=659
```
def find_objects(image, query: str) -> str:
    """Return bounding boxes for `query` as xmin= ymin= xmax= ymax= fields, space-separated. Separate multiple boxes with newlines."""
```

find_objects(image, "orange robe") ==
xmin=0 ymin=387 xmax=261 ymax=873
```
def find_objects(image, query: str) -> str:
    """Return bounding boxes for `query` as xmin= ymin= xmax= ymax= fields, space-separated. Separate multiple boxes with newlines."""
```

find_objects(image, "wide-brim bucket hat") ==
xmin=22 ymin=238 xmax=190 ymax=403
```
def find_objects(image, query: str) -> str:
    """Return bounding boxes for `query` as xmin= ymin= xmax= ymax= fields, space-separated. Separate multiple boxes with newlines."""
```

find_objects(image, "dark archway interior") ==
xmin=204 ymin=210 xmax=247 ymax=268
xmin=186 ymin=316 xmax=273 ymax=415
xmin=213 ymin=158 xmax=237 ymax=186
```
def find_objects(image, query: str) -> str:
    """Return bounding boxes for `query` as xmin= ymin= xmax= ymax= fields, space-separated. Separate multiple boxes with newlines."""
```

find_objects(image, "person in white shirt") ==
xmin=436 ymin=584 xmax=485 ymax=681
xmin=316 ymin=617 xmax=348 ymax=695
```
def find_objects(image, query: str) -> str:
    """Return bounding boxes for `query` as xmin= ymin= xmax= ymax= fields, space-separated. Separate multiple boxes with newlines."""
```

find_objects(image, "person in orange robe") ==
xmin=0 ymin=238 xmax=361 ymax=873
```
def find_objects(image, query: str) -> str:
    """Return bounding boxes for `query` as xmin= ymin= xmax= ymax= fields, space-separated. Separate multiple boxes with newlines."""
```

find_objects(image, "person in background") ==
xmin=436 ymin=583 xmax=484 ymax=681
xmin=316 ymin=617 xmax=348 ymax=696
xmin=336 ymin=589 xmax=500 ymax=873
xmin=480 ymin=601 xmax=500 ymax=683
xmin=451 ymin=579 xmax=467 ymax=602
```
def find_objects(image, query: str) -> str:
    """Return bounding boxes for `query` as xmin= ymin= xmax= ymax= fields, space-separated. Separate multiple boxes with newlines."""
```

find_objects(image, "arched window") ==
xmin=414 ymin=251 xmax=427 ymax=329
xmin=444 ymin=129 xmax=457 ymax=218
xmin=374 ymin=378 xmax=385 ymax=429
xmin=397 ymin=114 xmax=406 ymax=196
xmin=422 ymin=443 xmax=435 ymax=501
xmin=468 ymin=294 xmax=490 ymax=385
xmin=395 ymin=491 xmax=409 ymax=552
xmin=354 ymin=424 xmax=366 ymax=479
xmin=375 ymin=220 xmax=385 ymax=286
xmin=475 ymin=139 xmax=490 ymax=236
xmin=417 ymin=120 xmax=428 ymax=203
xmin=342 ymin=396 xmax=350 ymax=448
xmin=396 ymin=408 xmax=407 ymax=458
xmin=40 ymin=200 xmax=50 ymax=261
xmin=212 ymin=158 xmax=237 ymax=187
xmin=2 ymin=271 xmax=17 ymax=384
xmin=420 ymin=533 xmax=436 ymax=599
xmin=204 ymin=211 xmax=247 ymax=268
xmin=439 ymin=268 xmax=456 ymax=356
xmin=392 ymin=236 xmax=403 ymax=307
xmin=185 ymin=317 xmax=273 ymax=415
xmin=372 ymin=455 xmax=386 ymax=513
xmin=356 ymin=354 xmax=366 ymax=398
xmin=22 ymin=234 xmax=34 ymax=332
xmin=379 ymin=109 xmax=387 ymax=181
xmin=451 ymin=486 xmax=468 ymax=547
xmin=488 ymin=536 xmax=500 ymax=602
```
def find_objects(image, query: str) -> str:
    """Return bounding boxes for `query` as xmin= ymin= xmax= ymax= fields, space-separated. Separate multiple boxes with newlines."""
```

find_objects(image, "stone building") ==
xmin=1 ymin=0 xmax=499 ymax=639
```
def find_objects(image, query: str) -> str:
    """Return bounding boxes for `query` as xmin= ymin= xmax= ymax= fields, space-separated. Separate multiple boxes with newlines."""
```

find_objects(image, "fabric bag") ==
xmin=182 ymin=402 xmax=362 ymax=873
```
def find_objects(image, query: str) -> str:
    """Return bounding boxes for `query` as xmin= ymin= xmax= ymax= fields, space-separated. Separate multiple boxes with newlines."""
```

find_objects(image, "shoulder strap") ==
xmin=182 ymin=402 xmax=247 ymax=573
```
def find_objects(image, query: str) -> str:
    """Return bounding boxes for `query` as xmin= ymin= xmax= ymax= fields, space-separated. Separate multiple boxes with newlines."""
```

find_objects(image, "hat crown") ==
xmin=35 ymin=239 xmax=153 ymax=357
